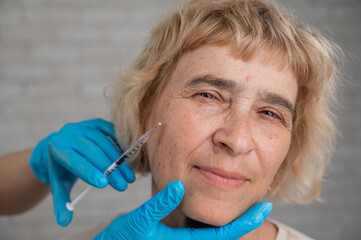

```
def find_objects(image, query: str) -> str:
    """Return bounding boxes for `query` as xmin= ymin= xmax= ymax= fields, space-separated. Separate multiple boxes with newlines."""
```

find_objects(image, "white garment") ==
xmin=273 ymin=220 xmax=314 ymax=240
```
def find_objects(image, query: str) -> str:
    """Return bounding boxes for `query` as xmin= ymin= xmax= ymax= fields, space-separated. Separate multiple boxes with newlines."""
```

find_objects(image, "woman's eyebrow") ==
xmin=261 ymin=91 xmax=296 ymax=119
xmin=184 ymin=74 xmax=242 ymax=92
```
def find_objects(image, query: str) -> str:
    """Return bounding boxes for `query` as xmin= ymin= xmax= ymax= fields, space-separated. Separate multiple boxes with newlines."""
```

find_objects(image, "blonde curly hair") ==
xmin=109 ymin=0 xmax=342 ymax=204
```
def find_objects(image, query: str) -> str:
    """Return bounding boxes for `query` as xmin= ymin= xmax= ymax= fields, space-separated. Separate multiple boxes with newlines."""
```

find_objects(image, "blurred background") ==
xmin=0 ymin=0 xmax=360 ymax=239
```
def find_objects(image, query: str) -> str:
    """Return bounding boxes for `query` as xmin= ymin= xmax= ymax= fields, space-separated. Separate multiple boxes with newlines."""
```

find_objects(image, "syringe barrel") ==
xmin=103 ymin=134 xmax=149 ymax=177
xmin=103 ymin=155 xmax=128 ymax=177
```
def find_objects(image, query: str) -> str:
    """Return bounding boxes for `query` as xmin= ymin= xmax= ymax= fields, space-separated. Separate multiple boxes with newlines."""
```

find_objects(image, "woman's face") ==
xmin=145 ymin=44 xmax=298 ymax=226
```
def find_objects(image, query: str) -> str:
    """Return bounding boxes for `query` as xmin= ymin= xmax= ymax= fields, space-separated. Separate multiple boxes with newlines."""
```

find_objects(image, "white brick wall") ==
xmin=0 ymin=0 xmax=360 ymax=239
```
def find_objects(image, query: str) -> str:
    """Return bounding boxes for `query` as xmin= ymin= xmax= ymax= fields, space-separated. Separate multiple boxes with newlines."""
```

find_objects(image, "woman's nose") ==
xmin=212 ymin=114 xmax=255 ymax=156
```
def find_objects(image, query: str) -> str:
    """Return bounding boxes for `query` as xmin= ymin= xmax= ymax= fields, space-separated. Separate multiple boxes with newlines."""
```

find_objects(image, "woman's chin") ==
xmin=181 ymin=201 xmax=245 ymax=227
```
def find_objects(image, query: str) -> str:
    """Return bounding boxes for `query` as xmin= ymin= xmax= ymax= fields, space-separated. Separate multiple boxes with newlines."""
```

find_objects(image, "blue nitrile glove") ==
xmin=29 ymin=119 xmax=135 ymax=227
xmin=94 ymin=180 xmax=273 ymax=240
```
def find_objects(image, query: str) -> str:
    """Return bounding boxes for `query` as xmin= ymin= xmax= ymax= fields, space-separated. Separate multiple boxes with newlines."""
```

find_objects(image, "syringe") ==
xmin=66 ymin=120 xmax=164 ymax=211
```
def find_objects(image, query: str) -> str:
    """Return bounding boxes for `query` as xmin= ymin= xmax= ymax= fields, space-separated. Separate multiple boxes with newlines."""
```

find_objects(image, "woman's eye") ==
xmin=261 ymin=110 xmax=281 ymax=120
xmin=198 ymin=92 xmax=216 ymax=100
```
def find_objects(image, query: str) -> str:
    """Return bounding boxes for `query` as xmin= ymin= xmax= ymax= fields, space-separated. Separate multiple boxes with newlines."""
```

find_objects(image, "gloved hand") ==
xmin=94 ymin=181 xmax=273 ymax=240
xmin=29 ymin=119 xmax=135 ymax=227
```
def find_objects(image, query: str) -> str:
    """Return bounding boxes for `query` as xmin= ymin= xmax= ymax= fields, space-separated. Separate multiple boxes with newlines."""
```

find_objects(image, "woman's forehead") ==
xmin=159 ymin=44 xmax=298 ymax=108
xmin=174 ymin=44 xmax=294 ymax=79
xmin=170 ymin=45 xmax=295 ymax=87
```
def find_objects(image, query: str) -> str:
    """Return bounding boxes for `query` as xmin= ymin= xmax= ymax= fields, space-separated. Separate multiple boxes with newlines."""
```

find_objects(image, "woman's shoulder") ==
xmin=270 ymin=220 xmax=315 ymax=240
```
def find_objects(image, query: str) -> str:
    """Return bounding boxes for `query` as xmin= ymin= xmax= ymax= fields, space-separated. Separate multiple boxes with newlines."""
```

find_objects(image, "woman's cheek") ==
xmin=256 ymin=125 xmax=291 ymax=178
xmin=250 ymin=115 xmax=291 ymax=167
xmin=167 ymin=101 xmax=222 ymax=138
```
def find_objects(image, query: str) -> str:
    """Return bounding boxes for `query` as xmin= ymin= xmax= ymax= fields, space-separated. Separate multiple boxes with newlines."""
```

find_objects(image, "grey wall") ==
xmin=0 ymin=0 xmax=360 ymax=239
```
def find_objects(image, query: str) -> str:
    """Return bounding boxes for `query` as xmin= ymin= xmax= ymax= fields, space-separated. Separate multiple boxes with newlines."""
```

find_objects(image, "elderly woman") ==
xmin=0 ymin=0 xmax=341 ymax=239
xmin=104 ymin=0 xmax=340 ymax=236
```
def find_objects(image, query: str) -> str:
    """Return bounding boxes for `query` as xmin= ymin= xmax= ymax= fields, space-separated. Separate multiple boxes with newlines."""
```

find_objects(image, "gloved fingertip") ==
xmin=135 ymin=180 xmax=186 ymax=225
xmin=167 ymin=180 xmax=185 ymax=191
xmin=55 ymin=207 xmax=73 ymax=227
xmin=120 ymin=163 xmax=136 ymax=183
xmin=94 ymin=174 xmax=108 ymax=188
xmin=126 ymin=170 xmax=136 ymax=183
xmin=112 ymin=180 xmax=127 ymax=192
xmin=166 ymin=180 xmax=185 ymax=205
xmin=128 ymin=173 xmax=136 ymax=183
xmin=250 ymin=202 xmax=273 ymax=226
xmin=260 ymin=202 xmax=273 ymax=218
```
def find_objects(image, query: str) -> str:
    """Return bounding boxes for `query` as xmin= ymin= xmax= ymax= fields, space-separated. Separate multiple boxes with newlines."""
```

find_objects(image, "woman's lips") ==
xmin=195 ymin=166 xmax=249 ymax=190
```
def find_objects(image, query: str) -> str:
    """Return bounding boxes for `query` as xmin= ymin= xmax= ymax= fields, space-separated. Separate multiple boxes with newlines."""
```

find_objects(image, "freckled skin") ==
xmin=145 ymin=45 xmax=298 ymax=227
